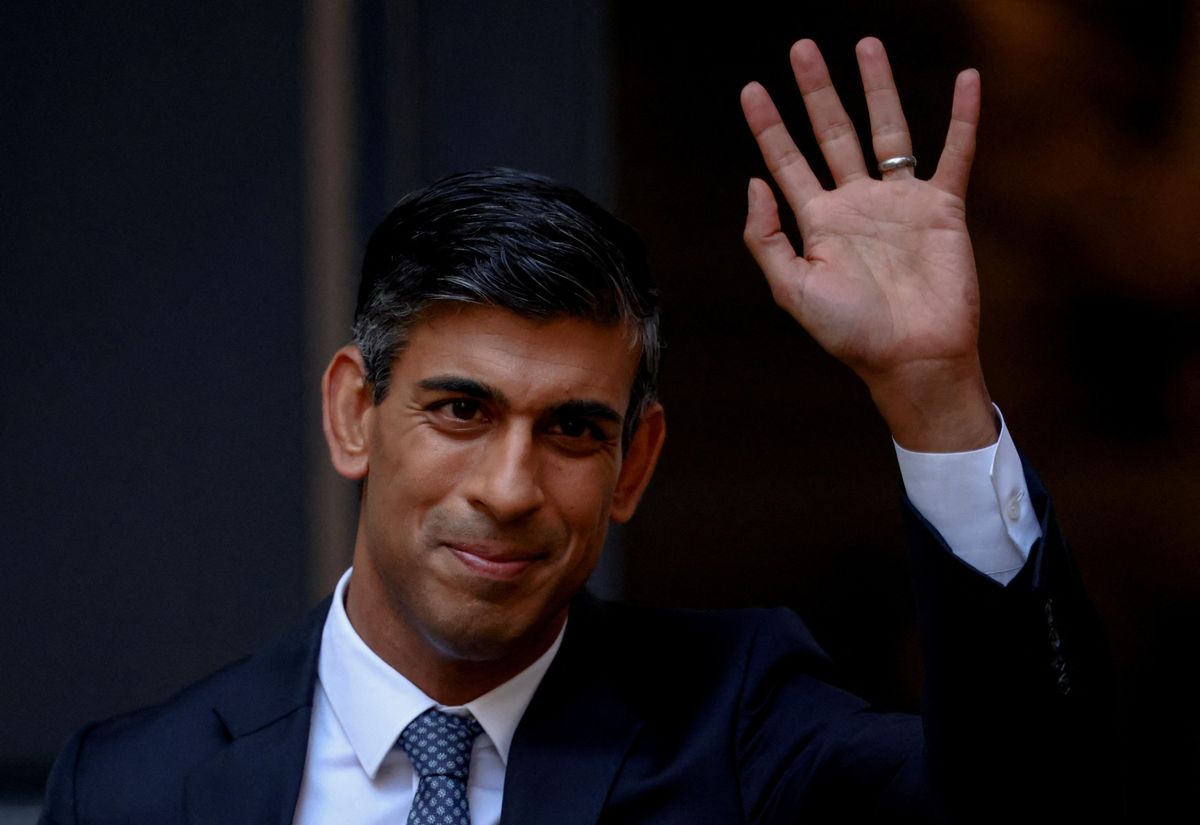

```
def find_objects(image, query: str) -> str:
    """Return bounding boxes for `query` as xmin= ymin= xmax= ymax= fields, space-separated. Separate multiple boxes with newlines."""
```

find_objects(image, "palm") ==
xmin=785 ymin=178 xmax=978 ymax=377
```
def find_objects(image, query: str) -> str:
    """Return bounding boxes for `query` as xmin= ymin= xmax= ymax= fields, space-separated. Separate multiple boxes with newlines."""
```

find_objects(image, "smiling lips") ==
xmin=443 ymin=540 xmax=546 ymax=580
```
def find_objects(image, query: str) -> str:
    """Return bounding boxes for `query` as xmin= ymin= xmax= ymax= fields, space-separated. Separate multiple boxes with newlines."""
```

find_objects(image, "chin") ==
xmin=426 ymin=603 xmax=562 ymax=664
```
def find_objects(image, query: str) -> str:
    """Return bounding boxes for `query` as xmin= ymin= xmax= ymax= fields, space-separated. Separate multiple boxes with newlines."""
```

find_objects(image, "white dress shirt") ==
xmin=292 ymin=406 xmax=1040 ymax=823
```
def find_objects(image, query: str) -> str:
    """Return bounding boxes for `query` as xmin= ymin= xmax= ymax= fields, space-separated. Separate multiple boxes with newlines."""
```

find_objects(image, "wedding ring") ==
xmin=877 ymin=155 xmax=917 ymax=174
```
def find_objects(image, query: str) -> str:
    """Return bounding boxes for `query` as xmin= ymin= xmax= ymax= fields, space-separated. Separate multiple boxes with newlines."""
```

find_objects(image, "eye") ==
xmin=548 ymin=414 xmax=610 ymax=446
xmin=429 ymin=398 xmax=489 ymax=428
xmin=555 ymin=415 xmax=591 ymax=439
xmin=446 ymin=399 xmax=482 ymax=421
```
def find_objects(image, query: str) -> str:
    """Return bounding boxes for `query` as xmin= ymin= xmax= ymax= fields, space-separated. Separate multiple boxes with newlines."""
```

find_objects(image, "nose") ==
xmin=464 ymin=424 xmax=546 ymax=523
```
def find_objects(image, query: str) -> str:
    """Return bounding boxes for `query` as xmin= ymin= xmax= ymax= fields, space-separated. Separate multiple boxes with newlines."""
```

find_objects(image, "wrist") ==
xmin=867 ymin=358 xmax=998 ymax=452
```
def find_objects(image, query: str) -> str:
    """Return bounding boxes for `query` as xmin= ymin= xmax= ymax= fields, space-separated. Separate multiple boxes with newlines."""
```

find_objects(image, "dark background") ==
xmin=3 ymin=0 xmax=1198 ymax=815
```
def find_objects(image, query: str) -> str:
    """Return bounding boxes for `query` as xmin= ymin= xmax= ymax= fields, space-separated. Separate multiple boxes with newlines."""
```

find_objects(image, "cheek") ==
xmin=546 ymin=458 xmax=619 ymax=535
xmin=378 ymin=430 xmax=471 ymax=493
xmin=366 ymin=433 xmax=476 ymax=547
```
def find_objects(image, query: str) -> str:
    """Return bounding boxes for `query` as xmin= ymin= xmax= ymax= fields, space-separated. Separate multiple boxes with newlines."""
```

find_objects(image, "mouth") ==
xmin=442 ymin=540 xmax=546 ymax=581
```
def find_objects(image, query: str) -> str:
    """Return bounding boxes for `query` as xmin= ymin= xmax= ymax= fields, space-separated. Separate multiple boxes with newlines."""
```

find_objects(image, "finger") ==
xmin=740 ymin=82 xmax=824 ymax=216
xmin=789 ymin=39 xmax=869 ymax=186
xmin=743 ymin=177 xmax=810 ymax=303
xmin=931 ymin=69 xmax=980 ymax=198
xmin=855 ymin=37 xmax=915 ymax=179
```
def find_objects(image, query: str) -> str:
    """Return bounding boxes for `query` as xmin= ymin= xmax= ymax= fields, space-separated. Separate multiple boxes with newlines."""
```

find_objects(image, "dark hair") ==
xmin=353 ymin=168 xmax=660 ymax=446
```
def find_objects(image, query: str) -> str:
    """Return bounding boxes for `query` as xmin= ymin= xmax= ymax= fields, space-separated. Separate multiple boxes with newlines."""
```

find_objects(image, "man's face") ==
xmin=344 ymin=304 xmax=659 ymax=673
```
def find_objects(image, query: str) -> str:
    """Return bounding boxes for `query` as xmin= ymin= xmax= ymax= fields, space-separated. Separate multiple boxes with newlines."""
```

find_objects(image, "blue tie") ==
xmin=399 ymin=708 xmax=483 ymax=825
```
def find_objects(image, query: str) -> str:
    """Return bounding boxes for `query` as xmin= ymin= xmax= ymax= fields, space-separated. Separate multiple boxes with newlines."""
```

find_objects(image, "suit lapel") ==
xmin=500 ymin=594 xmax=642 ymax=825
xmin=185 ymin=598 xmax=331 ymax=825
xmin=183 ymin=707 xmax=313 ymax=825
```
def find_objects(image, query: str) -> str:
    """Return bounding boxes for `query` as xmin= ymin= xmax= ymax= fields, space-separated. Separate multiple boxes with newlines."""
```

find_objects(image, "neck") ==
xmin=343 ymin=566 xmax=565 ymax=707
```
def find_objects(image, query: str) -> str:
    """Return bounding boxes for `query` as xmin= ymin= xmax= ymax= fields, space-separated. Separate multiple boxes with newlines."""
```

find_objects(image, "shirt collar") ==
xmin=317 ymin=567 xmax=564 ymax=779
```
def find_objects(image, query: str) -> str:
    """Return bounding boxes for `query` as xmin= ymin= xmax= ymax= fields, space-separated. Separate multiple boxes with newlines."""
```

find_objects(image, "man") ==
xmin=39 ymin=38 xmax=1111 ymax=823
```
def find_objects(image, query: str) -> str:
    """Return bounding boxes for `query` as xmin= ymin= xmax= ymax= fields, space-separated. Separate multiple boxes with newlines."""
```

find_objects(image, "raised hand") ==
xmin=741 ymin=38 xmax=997 ymax=452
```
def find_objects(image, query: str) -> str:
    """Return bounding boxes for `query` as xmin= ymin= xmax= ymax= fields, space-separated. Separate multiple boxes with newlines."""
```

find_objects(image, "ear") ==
xmin=610 ymin=402 xmax=666 ymax=524
xmin=322 ymin=344 xmax=374 ymax=480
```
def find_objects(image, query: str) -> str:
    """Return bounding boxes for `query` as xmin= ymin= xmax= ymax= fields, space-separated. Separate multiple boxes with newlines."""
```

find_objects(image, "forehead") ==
xmin=394 ymin=305 xmax=639 ymax=409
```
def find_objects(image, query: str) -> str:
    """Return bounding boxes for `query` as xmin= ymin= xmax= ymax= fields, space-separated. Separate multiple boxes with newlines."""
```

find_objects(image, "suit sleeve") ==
xmin=906 ymin=455 xmax=1118 ymax=821
xmin=735 ymin=609 xmax=935 ymax=823
xmin=736 ymin=457 xmax=1116 ymax=824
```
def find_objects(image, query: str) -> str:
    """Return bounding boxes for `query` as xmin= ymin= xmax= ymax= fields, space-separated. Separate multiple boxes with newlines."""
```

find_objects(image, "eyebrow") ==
xmin=416 ymin=375 xmax=508 ymax=405
xmin=552 ymin=400 xmax=623 ymax=426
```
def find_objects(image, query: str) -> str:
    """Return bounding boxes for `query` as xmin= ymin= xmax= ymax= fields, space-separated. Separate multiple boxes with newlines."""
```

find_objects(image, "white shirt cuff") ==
xmin=893 ymin=405 xmax=1042 ymax=586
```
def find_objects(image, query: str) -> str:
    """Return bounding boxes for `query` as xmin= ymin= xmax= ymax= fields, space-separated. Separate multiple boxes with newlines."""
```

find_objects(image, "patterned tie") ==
xmin=399 ymin=708 xmax=483 ymax=825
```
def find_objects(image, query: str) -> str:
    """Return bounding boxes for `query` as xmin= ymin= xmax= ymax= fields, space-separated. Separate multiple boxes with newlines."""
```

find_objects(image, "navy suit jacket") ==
xmin=38 ymin=466 xmax=1114 ymax=823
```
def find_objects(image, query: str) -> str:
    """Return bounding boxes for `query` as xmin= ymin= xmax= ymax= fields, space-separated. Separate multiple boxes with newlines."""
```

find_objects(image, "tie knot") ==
xmin=399 ymin=708 xmax=483 ymax=781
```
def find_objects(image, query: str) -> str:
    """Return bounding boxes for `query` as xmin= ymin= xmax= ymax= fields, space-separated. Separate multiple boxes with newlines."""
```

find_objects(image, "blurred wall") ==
xmin=1 ymin=0 xmax=310 ymax=795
